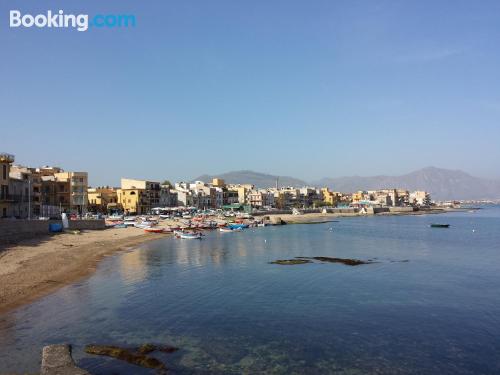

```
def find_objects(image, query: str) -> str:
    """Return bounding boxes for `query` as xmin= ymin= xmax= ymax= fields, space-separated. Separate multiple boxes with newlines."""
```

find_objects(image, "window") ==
xmin=2 ymin=165 xmax=6 ymax=180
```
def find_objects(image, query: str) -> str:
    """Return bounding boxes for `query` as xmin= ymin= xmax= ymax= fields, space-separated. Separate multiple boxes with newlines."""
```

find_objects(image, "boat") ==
xmin=219 ymin=227 xmax=235 ymax=233
xmin=144 ymin=227 xmax=166 ymax=233
xmin=229 ymin=223 xmax=248 ymax=230
xmin=257 ymin=223 xmax=267 ymax=227
xmin=179 ymin=232 xmax=202 ymax=239
xmin=430 ymin=224 xmax=450 ymax=228
xmin=135 ymin=221 xmax=155 ymax=229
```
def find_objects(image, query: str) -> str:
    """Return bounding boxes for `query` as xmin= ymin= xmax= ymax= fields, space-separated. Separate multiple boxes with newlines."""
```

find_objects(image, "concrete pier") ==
xmin=41 ymin=345 xmax=90 ymax=375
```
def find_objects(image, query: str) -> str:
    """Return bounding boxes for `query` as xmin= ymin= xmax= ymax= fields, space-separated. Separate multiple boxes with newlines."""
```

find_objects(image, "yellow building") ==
xmin=212 ymin=178 xmax=225 ymax=187
xmin=0 ymin=153 xmax=15 ymax=218
xmin=321 ymin=187 xmax=339 ymax=206
xmin=118 ymin=178 xmax=161 ymax=214
xmin=351 ymin=191 xmax=366 ymax=203
xmin=88 ymin=187 xmax=120 ymax=213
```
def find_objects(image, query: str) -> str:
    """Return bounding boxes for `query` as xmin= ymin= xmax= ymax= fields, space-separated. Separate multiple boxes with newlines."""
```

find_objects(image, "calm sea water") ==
xmin=1 ymin=207 xmax=500 ymax=374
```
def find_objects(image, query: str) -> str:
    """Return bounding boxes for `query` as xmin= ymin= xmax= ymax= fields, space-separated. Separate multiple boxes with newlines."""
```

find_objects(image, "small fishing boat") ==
xmin=257 ymin=223 xmax=267 ymax=227
xmin=219 ymin=227 xmax=234 ymax=233
xmin=430 ymin=224 xmax=450 ymax=228
xmin=179 ymin=232 xmax=202 ymax=239
xmin=144 ymin=227 xmax=166 ymax=233
xmin=229 ymin=223 xmax=248 ymax=230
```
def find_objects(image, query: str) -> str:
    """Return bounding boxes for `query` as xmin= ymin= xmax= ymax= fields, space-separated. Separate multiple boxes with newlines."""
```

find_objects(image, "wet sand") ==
xmin=0 ymin=228 xmax=169 ymax=315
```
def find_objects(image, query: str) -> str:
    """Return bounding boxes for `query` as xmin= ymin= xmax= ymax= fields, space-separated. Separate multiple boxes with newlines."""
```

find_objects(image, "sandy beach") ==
xmin=0 ymin=228 xmax=169 ymax=315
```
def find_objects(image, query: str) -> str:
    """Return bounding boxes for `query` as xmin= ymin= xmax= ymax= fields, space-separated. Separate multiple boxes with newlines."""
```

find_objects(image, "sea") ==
xmin=1 ymin=206 xmax=500 ymax=374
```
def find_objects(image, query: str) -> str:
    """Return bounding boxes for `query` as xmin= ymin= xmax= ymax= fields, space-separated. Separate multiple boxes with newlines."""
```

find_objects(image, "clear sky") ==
xmin=1 ymin=0 xmax=500 ymax=186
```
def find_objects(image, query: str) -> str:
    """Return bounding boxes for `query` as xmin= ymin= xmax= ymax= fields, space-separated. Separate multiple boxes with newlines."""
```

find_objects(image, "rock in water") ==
xmin=302 ymin=256 xmax=372 ymax=266
xmin=269 ymin=259 xmax=313 ymax=265
xmin=85 ymin=345 xmax=165 ymax=370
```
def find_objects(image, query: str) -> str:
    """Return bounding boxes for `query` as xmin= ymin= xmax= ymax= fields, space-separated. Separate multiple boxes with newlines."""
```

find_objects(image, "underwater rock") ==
xmin=158 ymin=345 xmax=180 ymax=354
xmin=297 ymin=257 xmax=373 ymax=266
xmin=269 ymin=259 xmax=313 ymax=265
xmin=85 ymin=344 xmax=166 ymax=370
xmin=137 ymin=343 xmax=157 ymax=354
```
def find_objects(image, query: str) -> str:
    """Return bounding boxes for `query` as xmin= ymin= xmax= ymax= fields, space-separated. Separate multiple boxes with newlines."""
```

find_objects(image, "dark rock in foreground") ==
xmin=299 ymin=257 xmax=374 ymax=266
xmin=85 ymin=344 xmax=166 ymax=370
xmin=270 ymin=257 xmax=376 ymax=266
xmin=269 ymin=259 xmax=313 ymax=265
xmin=137 ymin=343 xmax=179 ymax=355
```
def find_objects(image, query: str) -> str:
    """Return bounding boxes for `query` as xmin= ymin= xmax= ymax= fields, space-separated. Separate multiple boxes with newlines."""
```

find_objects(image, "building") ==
xmin=160 ymin=185 xmax=178 ymax=207
xmin=118 ymin=178 xmax=161 ymax=214
xmin=0 ymin=153 xmax=15 ymax=217
xmin=226 ymin=184 xmax=254 ymax=205
xmin=8 ymin=166 xmax=32 ymax=219
xmin=410 ymin=191 xmax=431 ymax=206
xmin=88 ymin=187 xmax=120 ymax=213
xmin=249 ymin=189 xmax=275 ymax=208
xmin=53 ymin=171 xmax=88 ymax=214
xmin=321 ymin=188 xmax=339 ymax=207
xmin=212 ymin=178 xmax=225 ymax=187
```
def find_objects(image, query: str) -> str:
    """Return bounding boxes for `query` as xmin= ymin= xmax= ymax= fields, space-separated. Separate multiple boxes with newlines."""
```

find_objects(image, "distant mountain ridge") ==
xmin=193 ymin=167 xmax=500 ymax=201
xmin=193 ymin=170 xmax=307 ymax=189
xmin=314 ymin=167 xmax=500 ymax=201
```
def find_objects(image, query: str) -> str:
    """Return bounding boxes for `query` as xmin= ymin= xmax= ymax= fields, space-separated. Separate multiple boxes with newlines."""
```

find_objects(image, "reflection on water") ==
xmin=1 ymin=207 xmax=500 ymax=374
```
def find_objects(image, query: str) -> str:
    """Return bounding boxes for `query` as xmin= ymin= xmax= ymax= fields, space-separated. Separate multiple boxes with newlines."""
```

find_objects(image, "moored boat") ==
xmin=430 ymin=224 xmax=450 ymax=228
xmin=179 ymin=232 xmax=202 ymax=239
xmin=144 ymin=227 xmax=166 ymax=233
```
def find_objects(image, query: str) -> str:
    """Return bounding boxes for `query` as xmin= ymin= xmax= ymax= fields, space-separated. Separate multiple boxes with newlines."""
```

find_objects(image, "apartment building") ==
xmin=118 ymin=178 xmax=161 ymax=214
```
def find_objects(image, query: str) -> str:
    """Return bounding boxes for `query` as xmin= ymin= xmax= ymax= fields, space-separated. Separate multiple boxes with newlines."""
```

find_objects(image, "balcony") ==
xmin=0 ymin=194 xmax=26 ymax=203
xmin=0 ymin=153 xmax=15 ymax=163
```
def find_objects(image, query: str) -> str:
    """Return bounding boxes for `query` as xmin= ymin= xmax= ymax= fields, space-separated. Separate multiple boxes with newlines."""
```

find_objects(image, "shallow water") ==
xmin=1 ymin=207 xmax=500 ymax=374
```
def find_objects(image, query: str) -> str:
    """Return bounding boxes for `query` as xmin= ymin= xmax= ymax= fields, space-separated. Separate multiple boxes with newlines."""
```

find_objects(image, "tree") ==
xmin=162 ymin=180 xmax=172 ymax=187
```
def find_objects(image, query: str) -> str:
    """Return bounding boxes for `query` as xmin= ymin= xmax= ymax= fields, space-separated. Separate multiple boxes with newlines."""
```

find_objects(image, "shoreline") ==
xmin=0 ymin=228 xmax=169 ymax=315
xmin=271 ymin=207 xmax=457 ymax=224
xmin=0 ymin=208 xmax=457 ymax=316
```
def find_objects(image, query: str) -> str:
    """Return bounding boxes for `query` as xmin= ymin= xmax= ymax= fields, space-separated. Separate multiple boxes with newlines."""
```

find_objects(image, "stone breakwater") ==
xmin=41 ymin=345 xmax=90 ymax=375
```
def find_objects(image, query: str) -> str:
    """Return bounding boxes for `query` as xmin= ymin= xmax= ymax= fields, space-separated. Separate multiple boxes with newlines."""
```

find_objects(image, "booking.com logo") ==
xmin=9 ymin=10 xmax=136 ymax=31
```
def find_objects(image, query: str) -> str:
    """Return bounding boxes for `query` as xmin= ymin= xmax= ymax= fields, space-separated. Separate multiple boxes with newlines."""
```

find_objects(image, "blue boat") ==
xmin=229 ymin=224 xmax=248 ymax=230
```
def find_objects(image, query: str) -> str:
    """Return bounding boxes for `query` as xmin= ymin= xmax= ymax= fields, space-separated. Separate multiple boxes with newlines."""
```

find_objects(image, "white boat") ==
xmin=179 ymin=232 xmax=202 ymax=239
xmin=123 ymin=220 xmax=136 ymax=227
xmin=134 ymin=221 xmax=155 ymax=229
xmin=257 ymin=223 xmax=267 ymax=227
xmin=219 ymin=227 xmax=234 ymax=233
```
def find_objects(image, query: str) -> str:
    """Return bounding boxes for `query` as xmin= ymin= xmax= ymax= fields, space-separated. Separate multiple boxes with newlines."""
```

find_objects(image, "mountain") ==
xmin=193 ymin=170 xmax=307 ymax=189
xmin=314 ymin=167 xmax=500 ymax=201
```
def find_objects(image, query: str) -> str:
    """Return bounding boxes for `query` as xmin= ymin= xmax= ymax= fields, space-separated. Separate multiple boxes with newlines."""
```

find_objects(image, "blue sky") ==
xmin=1 ymin=0 xmax=499 ymax=186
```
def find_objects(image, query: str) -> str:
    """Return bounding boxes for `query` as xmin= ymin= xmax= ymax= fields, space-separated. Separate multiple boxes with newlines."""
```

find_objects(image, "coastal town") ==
xmin=1 ymin=152 xmax=438 ymax=220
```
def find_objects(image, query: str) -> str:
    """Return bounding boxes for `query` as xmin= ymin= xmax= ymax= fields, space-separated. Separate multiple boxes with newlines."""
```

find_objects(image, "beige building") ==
xmin=54 ymin=171 xmax=88 ymax=214
xmin=0 ymin=153 xmax=15 ymax=217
